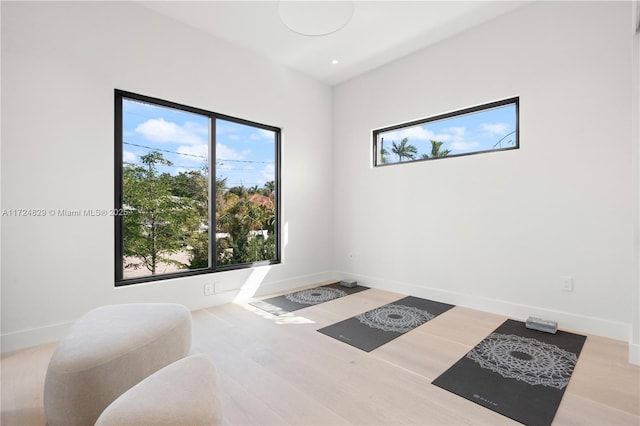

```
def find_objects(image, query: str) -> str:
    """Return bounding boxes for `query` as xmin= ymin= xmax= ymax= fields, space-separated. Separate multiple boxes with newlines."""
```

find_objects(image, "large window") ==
xmin=373 ymin=97 xmax=519 ymax=166
xmin=115 ymin=90 xmax=280 ymax=285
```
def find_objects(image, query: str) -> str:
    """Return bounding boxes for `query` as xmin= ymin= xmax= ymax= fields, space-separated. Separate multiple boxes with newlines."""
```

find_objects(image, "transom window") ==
xmin=373 ymin=97 xmax=519 ymax=166
xmin=115 ymin=90 xmax=280 ymax=285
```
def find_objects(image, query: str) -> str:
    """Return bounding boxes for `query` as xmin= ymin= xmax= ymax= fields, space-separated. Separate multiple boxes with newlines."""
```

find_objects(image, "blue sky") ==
xmin=122 ymin=99 xmax=276 ymax=188
xmin=378 ymin=103 xmax=517 ymax=162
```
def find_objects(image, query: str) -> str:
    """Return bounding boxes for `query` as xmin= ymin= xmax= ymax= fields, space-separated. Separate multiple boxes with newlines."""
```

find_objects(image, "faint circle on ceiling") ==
xmin=278 ymin=1 xmax=355 ymax=36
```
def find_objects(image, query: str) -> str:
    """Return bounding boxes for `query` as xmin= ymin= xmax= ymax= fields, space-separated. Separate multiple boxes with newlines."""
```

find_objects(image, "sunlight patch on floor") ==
xmin=238 ymin=301 xmax=316 ymax=325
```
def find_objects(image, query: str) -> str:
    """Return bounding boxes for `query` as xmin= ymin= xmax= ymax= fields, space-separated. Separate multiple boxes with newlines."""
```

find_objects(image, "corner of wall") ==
xmin=631 ymin=0 xmax=640 ymax=366
xmin=630 ymin=343 xmax=640 ymax=365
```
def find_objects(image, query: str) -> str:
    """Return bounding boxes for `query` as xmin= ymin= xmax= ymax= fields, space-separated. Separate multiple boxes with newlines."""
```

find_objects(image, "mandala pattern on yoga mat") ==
xmin=356 ymin=304 xmax=434 ymax=333
xmin=466 ymin=333 xmax=578 ymax=389
xmin=285 ymin=287 xmax=347 ymax=305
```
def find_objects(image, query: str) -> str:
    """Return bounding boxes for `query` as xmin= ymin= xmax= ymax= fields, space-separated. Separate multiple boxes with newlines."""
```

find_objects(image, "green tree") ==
xmin=214 ymin=177 xmax=228 ymax=212
xmin=263 ymin=180 xmax=275 ymax=196
xmin=380 ymin=147 xmax=390 ymax=164
xmin=215 ymin=180 xmax=276 ymax=266
xmin=421 ymin=140 xmax=451 ymax=159
xmin=379 ymin=139 xmax=390 ymax=164
xmin=391 ymin=138 xmax=418 ymax=162
xmin=123 ymin=152 xmax=195 ymax=275
xmin=217 ymin=197 xmax=262 ymax=264
xmin=171 ymin=169 xmax=210 ymax=270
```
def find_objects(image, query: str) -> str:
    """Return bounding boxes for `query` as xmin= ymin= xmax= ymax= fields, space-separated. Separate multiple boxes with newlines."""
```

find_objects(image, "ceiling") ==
xmin=139 ymin=1 xmax=530 ymax=86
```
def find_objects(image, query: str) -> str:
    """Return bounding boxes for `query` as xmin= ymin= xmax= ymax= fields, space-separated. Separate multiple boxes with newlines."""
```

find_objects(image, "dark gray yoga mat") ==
xmin=250 ymin=282 xmax=369 ymax=315
xmin=317 ymin=296 xmax=454 ymax=352
xmin=432 ymin=319 xmax=586 ymax=426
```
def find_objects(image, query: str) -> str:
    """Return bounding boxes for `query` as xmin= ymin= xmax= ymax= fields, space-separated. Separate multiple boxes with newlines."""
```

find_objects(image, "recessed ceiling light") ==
xmin=331 ymin=59 xmax=339 ymax=65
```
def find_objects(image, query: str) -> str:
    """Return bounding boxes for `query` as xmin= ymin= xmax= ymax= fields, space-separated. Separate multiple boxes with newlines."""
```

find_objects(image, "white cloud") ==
xmin=216 ymin=143 xmax=248 ymax=161
xmin=261 ymin=163 xmax=275 ymax=182
xmin=382 ymin=125 xmax=468 ymax=145
xmin=176 ymin=143 xmax=209 ymax=160
xmin=482 ymin=122 xmax=509 ymax=136
xmin=135 ymin=118 xmax=207 ymax=145
xmin=431 ymin=127 xmax=481 ymax=153
xmin=123 ymin=150 xmax=137 ymax=163
xmin=251 ymin=129 xmax=275 ymax=141
xmin=443 ymin=126 xmax=465 ymax=139
xmin=382 ymin=126 xmax=434 ymax=142
xmin=450 ymin=140 xmax=480 ymax=150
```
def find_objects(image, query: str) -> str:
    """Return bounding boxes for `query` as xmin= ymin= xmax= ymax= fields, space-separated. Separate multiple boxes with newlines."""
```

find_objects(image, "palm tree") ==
xmin=380 ymin=147 xmax=390 ymax=164
xmin=422 ymin=140 xmax=451 ymax=159
xmin=391 ymin=138 xmax=418 ymax=162
xmin=378 ymin=138 xmax=390 ymax=164
xmin=263 ymin=180 xmax=275 ymax=196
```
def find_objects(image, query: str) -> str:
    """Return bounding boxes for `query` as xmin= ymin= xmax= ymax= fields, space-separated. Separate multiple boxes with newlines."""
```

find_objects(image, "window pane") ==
xmin=116 ymin=90 xmax=281 ymax=285
xmin=215 ymin=119 xmax=277 ymax=267
xmin=375 ymin=99 xmax=518 ymax=166
xmin=121 ymin=99 xmax=210 ymax=279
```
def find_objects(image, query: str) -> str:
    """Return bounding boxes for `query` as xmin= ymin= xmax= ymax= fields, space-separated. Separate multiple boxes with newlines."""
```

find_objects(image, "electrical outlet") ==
xmin=561 ymin=276 xmax=574 ymax=292
xmin=204 ymin=283 xmax=214 ymax=296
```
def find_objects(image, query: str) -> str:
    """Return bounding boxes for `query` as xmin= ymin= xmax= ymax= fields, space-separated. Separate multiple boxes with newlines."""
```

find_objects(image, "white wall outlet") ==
xmin=204 ymin=283 xmax=215 ymax=296
xmin=561 ymin=276 xmax=574 ymax=292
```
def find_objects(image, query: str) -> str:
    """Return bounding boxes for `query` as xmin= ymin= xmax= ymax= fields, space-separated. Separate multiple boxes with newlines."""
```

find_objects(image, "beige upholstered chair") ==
xmin=43 ymin=303 xmax=192 ymax=426
xmin=95 ymin=354 xmax=223 ymax=425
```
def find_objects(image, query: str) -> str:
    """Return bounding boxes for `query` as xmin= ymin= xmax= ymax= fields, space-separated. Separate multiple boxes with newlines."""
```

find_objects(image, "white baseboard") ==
xmin=1 ymin=321 xmax=72 ymax=354
xmin=246 ymin=271 xmax=338 ymax=299
xmin=336 ymin=270 xmax=632 ymax=343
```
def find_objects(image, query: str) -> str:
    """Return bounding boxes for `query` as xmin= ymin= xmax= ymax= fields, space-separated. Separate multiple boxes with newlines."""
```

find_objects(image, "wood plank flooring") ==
xmin=2 ymin=285 xmax=639 ymax=425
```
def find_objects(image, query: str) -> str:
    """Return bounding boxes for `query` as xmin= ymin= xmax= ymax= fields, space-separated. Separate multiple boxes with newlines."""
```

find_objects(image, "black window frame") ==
xmin=114 ymin=89 xmax=281 ymax=286
xmin=373 ymin=97 xmax=519 ymax=167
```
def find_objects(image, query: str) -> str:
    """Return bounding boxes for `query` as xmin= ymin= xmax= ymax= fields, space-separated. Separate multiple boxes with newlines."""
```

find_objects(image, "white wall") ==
xmin=333 ymin=0 xmax=636 ymax=350
xmin=1 ymin=1 xmax=334 ymax=352
xmin=631 ymin=0 xmax=640 ymax=365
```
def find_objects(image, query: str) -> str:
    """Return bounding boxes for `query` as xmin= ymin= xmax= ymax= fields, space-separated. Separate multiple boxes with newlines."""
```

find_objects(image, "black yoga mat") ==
xmin=317 ymin=296 xmax=454 ymax=352
xmin=432 ymin=319 xmax=586 ymax=426
xmin=250 ymin=282 xmax=369 ymax=315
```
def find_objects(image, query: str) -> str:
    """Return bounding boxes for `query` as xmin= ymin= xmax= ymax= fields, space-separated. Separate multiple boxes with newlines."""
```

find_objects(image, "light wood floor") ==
xmin=2 ymin=286 xmax=639 ymax=425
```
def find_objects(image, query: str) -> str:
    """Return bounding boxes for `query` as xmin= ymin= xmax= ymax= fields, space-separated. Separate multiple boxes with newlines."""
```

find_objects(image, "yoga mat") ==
xmin=317 ymin=296 xmax=454 ymax=352
xmin=432 ymin=319 xmax=586 ymax=426
xmin=250 ymin=282 xmax=369 ymax=315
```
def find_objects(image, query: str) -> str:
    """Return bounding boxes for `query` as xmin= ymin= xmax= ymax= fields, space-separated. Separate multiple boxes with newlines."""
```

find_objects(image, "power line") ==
xmin=124 ymin=141 xmax=207 ymax=159
xmin=123 ymin=141 xmax=274 ymax=164
xmin=123 ymin=161 xmax=206 ymax=171
xmin=492 ymin=130 xmax=516 ymax=149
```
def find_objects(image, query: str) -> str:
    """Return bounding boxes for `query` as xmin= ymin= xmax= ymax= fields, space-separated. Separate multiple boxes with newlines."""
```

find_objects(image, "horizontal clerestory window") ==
xmin=114 ymin=90 xmax=281 ymax=285
xmin=373 ymin=97 xmax=519 ymax=167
